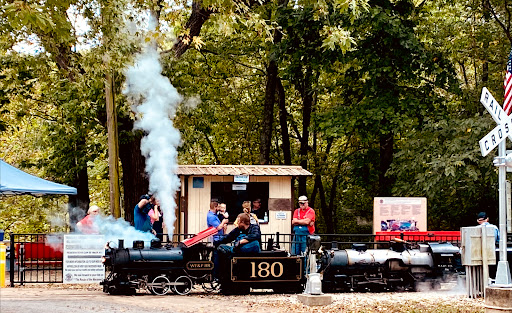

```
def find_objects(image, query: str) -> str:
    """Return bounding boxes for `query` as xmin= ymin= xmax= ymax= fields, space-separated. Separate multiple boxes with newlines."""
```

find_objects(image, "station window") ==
xmin=211 ymin=182 xmax=269 ymax=223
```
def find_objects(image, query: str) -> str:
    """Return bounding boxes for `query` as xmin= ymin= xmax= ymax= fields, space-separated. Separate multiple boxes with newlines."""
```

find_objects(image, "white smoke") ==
xmin=75 ymin=214 xmax=156 ymax=246
xmin=123 ymin=24 xmax=182 ymax=238
xmin=95 ymin=215 xmax=156 ymax=246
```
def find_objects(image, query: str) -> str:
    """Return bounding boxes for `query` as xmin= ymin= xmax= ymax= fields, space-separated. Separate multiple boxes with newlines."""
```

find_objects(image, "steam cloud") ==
xmin=123 ymin=24 xmax=182 ymax=238
xmin=52 ymin=214 xmax=156 ymax=252
xmin=94 ymin=215 xmax=156 ymax=245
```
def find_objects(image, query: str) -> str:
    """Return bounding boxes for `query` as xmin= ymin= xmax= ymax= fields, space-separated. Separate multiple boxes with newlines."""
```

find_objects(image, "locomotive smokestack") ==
xmin=118 ymin=239 xmax=124 ymax=249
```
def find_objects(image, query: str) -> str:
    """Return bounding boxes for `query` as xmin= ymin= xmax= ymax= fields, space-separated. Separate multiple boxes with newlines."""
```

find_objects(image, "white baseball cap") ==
xmin=298 ymin=195 xmax=308 ymax=201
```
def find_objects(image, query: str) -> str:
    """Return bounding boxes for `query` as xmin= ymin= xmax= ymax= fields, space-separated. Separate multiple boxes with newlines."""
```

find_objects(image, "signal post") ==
xmin=478 ymin=87 xmax=512 ymax=310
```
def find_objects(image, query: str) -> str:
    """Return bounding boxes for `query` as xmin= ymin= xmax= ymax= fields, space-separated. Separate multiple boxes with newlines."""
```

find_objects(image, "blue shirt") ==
xmin=207 ymin=211 xmax=224 ymax=241
xmin=478 ymin=222 xmax=500 ymax=243
xmin=134 ymin=202 xmax=152 ymax=232
xmin=218 ymin=223 xmax=261 ymax=247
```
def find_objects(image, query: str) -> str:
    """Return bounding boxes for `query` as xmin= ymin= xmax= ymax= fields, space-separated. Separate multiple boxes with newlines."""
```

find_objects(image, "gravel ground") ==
xmin=0 ymin=282 xmax=485 ymax=313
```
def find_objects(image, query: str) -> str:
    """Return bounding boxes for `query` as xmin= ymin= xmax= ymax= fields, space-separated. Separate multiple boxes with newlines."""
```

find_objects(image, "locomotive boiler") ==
xmin=318 ymin=239 xmax=461 ymax=292
xmin=101 ymin=239 xmax=215 ymax=295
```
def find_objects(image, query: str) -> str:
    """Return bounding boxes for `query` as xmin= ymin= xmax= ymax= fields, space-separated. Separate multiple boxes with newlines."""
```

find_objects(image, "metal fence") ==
xmin=8 ymin=231 xmax=505 ymax=286
xmin=9 ymin=233 xmax=64 ymax=286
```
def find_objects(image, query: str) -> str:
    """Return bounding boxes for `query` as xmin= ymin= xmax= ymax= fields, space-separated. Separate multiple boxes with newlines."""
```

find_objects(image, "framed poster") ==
xmin=373 ymin=197 xmax=427 ymax=233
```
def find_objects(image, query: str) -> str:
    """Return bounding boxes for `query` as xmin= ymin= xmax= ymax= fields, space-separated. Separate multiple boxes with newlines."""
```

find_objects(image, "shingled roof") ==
xmin=176 ymin=165 xmax=312 ymax=176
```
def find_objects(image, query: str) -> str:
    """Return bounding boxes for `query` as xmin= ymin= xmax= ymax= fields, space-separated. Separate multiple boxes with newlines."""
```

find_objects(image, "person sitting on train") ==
xmin=215 ymin=212 xmax=261 ymax=254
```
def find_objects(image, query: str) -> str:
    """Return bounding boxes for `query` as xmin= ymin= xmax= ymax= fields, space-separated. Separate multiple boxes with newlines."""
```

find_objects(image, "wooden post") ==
xmin=105 ymin=69 xmax=121 ymax=218
xmin=481 ymin=226 xmax=489 ymax=297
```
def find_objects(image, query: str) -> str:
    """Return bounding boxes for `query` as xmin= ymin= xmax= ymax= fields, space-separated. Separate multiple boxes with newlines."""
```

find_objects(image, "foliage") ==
xmin=1 ymin=0 xmax=511 ymax=234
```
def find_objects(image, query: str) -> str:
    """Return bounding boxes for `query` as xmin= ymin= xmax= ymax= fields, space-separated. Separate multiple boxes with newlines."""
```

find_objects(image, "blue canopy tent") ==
xmin=0 ymin=160 xmax=77 ymax=196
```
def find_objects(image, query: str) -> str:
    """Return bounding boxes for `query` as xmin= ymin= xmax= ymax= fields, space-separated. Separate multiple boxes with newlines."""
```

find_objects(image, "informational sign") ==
xmin=234 ymin=175 xmax=249 ymax=183
xmin=275 ymin=211 xmax=287 ymax=220
xmin=63 ymin=235 xmax=105 ymax=284
xmin=373 ymin=197 xmax=427 ymax=234
xmin=232 ymin=184 xmax=247 ymax=191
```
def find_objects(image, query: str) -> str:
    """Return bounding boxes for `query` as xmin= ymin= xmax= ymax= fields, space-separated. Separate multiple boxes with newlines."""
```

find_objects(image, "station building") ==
xmin=174 ymin=165 xmax=312 ymax=235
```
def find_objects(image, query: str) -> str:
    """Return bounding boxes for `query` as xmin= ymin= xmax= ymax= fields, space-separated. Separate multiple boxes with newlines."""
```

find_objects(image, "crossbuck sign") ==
xmin=478 ymin=87 xmax=512 ymax=285
xmin=479 ymin=87 xmax=512 ymax=156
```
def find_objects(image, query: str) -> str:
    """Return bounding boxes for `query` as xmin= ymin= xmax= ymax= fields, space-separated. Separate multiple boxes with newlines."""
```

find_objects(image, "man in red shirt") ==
xmin=76 ymin=205 xmax=101 ymax=234
xmin=291 ymin=195 xmax=315 ymax=255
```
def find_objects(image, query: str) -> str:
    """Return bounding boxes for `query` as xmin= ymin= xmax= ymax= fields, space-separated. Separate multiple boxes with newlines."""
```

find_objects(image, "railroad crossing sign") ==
xmin=479 ymin=87 xmax=512 ymax=156
xmin=478 ymin=86 xmax=512 ymax=285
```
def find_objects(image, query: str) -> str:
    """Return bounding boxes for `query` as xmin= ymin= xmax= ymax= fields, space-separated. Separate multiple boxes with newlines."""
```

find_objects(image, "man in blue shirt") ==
xmin=477 ymin=211 xmax=500 ymax=244
xmin=215 ymin=213 xmax=261 ymax=253
xmin=207 ymin=199 xmax=228 ymax=241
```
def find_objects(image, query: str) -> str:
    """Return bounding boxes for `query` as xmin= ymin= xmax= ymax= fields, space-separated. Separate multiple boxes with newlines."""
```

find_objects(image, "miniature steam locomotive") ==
xmin=319 ymin=240 xmax=461 ymax=292
xmin=100 ymin=236 xmax=462 ymax=295
xmin=101 ymin=236 xmax=460 ymax=295
xmin=101 ymin=238 xmax=305 ymax=295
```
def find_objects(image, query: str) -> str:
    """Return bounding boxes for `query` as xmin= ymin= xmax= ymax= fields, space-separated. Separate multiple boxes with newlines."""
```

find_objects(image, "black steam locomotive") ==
xmin=100 ymin=236 xmax=462 ymax=295
xmin=319 ymin=240 xmax=461 ymax=292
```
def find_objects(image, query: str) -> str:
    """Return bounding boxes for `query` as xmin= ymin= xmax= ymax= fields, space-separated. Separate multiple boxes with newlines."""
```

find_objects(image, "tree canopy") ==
xmin=0 ymin=0 xmax=510 ymax=235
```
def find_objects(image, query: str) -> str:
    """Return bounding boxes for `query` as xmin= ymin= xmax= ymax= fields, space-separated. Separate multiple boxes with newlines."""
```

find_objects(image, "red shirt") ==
xmin=293 ymin=206 xmax=315 ymax=234
xmin=77 ymin=215 xmax=99 ymax=234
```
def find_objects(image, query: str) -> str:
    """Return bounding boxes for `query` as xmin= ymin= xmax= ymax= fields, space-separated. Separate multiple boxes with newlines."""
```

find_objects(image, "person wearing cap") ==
xmin=476 ymin=212 xmax=499 ymax=244
xmin=291 ymin=195 xmax=315 ymax=255
xmin=76 ymin=205 xmax=101 ymax=234
xmin=134 ymin=194 xmax=158 ymax=233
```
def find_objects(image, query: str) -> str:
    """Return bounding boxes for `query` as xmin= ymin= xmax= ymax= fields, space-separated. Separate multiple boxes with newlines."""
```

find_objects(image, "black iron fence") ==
xmin=9 ymin=233 xmax=64 ymax=286
xmin=7 ymin=231 xmax=508 ymax=286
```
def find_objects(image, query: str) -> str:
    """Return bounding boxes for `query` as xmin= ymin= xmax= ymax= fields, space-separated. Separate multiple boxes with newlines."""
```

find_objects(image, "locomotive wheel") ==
xmin=172 ymin=275 xmax=193 ymax=295
xmin=149 ymin=275 xmax=172 ymax=296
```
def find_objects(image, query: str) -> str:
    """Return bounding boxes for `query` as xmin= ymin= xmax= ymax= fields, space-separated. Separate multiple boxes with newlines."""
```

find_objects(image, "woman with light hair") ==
xmin=234 ymin=201 xmax=259 ymax=227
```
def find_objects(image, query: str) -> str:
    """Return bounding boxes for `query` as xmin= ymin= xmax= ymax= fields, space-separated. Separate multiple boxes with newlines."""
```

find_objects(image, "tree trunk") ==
xmin=379 ymin=119 xmax=394 ymax=196
xmin=68 ymin=164 xmax=90 ymax=230
xmin=276 ymin=78 xmax=291 ymax=165
xmin=318 ymin=178 xmax=332 ymax=233
xmin=297 ymin=68 xmax=313 ymax=196
xmin=259 ymin=0 xmax=287 ymax=165
xmin=118 ymin=127 xmax=149 ymax=225
xmin=260 ymin=60 xmax=278 ymax=164
xmin=173 ymin=1 xmax=214 ymax=58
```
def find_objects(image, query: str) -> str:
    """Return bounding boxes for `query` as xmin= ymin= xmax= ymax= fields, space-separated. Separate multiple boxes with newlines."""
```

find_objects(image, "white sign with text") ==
xmin=63 ymin=235 xmax=105 ymax=284
xmin=479 ymin=88 xmax=512 ymax=156
xmin=234 ymin=175 xmax=249 ymax=183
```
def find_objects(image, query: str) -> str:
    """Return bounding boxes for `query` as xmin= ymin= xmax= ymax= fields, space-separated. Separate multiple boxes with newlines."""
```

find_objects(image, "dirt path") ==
xmin=0 ymin=284 xmax=485 ymax=313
